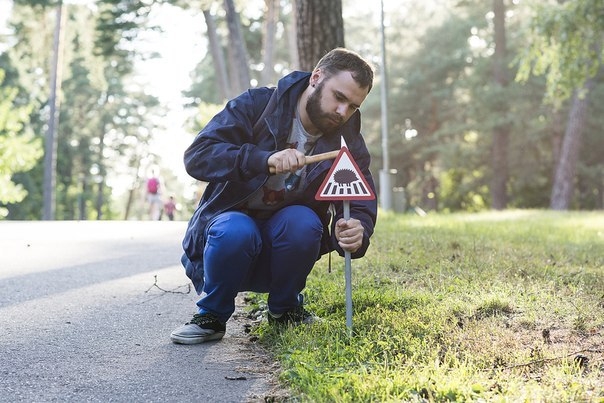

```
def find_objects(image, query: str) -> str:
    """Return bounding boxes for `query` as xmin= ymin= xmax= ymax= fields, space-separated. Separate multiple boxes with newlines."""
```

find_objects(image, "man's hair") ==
xmin=314 ymin=48 xmax=374 ymax=92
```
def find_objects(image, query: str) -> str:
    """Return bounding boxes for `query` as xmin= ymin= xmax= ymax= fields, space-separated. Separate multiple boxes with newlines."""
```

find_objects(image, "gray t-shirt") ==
xmin=241 ymin=111 xmax=322 ymax=217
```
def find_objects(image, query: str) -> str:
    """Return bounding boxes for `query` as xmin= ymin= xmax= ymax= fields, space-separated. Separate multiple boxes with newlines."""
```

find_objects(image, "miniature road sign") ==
xmin=315 ymin=138 xmax=375 ymax=335
xmin=315 ymin=146 xmax=375 ymax=201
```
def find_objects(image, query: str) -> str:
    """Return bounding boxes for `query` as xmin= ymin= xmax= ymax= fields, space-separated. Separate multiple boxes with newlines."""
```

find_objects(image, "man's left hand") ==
xmin=335 ymin=218 xmax=364 ymax=253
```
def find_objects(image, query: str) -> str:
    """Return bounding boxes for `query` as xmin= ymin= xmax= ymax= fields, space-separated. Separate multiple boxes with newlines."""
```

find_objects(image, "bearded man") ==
xmin=171 ymin=48 xmax=378 ymax=344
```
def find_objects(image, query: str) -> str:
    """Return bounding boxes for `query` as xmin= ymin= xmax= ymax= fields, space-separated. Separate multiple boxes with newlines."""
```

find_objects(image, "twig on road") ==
xmin=145 ymin=274 xmax=191 ymax=295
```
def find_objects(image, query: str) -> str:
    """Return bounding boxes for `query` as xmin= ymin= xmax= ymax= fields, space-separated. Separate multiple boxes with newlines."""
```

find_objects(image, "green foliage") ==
xmin=184 ymin=1 xmax=296 ymax=108
xmin=255 ymin=210 xmax=604 ymax=401
xmin=344 ymin=0 xmax=604 ymax=211
xmin=516 ymin=0 xmax=604 ymax=104
xmin=183 ymin=55 xmax=225 ymax=106
xmin=95 ymin=0 xmax=154 ymax=63
xmin=2 ymin=0 xmax=603 ymax=217
xmin=2 ymin=1 xmax=164 ymax=219
xmin=0 ymin=69 xmax=42 ymax=218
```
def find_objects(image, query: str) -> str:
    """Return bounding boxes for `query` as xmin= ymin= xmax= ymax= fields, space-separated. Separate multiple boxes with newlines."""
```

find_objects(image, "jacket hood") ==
xmin=274 ymin=71 xmax=310 ymax=102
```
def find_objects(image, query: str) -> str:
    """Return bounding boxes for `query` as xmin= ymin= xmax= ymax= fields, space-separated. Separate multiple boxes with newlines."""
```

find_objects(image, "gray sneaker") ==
xmin=170 ymin=313 xmax=226 ymax=344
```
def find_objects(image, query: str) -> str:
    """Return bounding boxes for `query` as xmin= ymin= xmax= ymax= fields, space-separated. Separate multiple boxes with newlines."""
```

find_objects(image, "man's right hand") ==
xmin=268 ymin=149 xmax=306 ymax=174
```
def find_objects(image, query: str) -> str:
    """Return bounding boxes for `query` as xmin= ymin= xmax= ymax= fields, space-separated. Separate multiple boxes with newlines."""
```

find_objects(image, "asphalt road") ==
xmin=0 ymin=221 xmax=280 ymax=403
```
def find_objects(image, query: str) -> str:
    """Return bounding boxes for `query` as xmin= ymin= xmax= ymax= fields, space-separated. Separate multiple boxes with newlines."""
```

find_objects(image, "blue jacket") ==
xmin=181 ymin=71 xmax=378 ymax=294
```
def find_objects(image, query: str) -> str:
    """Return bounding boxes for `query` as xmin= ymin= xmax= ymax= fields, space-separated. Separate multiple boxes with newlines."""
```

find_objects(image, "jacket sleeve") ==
xmin=183 ymin=88 xmax=275 ymax=183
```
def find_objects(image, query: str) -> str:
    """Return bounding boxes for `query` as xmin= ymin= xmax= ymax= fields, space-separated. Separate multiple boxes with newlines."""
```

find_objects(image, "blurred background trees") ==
xmin=0 ymin=0 xmax=602 ymax=220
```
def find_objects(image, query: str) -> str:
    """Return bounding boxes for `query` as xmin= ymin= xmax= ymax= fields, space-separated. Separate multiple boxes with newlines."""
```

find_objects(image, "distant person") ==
xmin=146 ymin=173 xmax=162 ymax=220
xmin=163 ymin=196 xmax=177 ymax=221
xmin=170 ymin=48 xmax=378 ymax=344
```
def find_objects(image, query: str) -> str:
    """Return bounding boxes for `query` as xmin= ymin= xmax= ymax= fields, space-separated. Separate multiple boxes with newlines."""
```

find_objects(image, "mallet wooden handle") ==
xmin=269 ymin=150 xmax=340 ymax=174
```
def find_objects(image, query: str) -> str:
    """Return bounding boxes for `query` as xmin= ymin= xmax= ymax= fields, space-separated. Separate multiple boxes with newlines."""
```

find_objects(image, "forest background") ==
xmin=0 ymin=0 xmax=602 ymax=221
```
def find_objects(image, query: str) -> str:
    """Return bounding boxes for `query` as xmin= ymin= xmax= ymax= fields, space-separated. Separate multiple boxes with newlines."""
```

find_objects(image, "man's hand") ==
xmin=268 ymin=149 xmax=306 ymax=174
xmin=335 ymin=218 xmax=364 ymax=253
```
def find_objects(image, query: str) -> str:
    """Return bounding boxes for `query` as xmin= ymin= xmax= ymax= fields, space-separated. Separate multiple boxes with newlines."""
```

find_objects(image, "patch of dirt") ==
xmin=228 ymin=293 xmax=293 ymax=403
xmin=454 ymin=313 xmax=604 ymax=376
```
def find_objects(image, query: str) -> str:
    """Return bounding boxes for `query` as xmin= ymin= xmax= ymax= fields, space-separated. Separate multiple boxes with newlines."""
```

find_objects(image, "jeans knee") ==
xmin=271 ymin=205 xmax=323 ymax=245
xmin=205 ymin=212 xmax=261 ymax=253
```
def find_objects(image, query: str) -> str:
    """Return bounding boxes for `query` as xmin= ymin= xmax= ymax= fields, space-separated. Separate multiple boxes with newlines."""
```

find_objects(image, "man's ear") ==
xmin=310 ymin=68 xmax=322 ymax=87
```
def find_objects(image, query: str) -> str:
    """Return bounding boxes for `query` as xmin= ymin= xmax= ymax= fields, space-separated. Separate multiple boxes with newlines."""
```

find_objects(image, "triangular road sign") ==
xmin=315 ymin=147 xmax=376 ymax=201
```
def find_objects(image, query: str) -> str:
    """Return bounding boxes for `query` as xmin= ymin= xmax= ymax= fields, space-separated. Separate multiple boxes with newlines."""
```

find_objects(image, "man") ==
xmin=171 ymin=48 xmax=378 ymax=344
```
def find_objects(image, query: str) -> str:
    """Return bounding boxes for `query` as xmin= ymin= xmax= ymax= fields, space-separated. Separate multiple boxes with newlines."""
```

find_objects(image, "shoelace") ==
xmin=189 ymin=313 xmax=216 ymax=326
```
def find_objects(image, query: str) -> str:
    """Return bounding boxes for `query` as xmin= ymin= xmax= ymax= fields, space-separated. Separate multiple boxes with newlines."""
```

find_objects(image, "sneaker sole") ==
xmin=170 ymin=331 xmax=225 ymax=345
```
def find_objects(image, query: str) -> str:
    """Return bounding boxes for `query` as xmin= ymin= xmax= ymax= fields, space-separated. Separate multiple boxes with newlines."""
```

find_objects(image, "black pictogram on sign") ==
xmin=315 ymin=147 xmax=375 ymax=201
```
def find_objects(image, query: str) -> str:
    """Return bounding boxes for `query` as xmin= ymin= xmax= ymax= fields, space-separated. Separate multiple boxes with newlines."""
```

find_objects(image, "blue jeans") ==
xmin=197 ymin=205 xmax=323 ymax=323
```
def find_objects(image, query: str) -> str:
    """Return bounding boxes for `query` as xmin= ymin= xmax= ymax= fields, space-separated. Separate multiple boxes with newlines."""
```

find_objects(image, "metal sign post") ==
xmin=342 ymin=200 xmax=353 ymax=334
xmin=315 ymin=138 xmax=375 ymax=335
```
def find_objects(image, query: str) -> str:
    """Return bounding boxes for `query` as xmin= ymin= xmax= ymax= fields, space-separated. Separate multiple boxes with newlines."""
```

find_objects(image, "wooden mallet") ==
xmin=268 ymin=150 xmax=339 ymax=174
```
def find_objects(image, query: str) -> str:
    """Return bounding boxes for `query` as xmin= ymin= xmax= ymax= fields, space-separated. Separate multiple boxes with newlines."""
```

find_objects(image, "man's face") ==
xmin=306 ymin=70 xmax=369 ymax=135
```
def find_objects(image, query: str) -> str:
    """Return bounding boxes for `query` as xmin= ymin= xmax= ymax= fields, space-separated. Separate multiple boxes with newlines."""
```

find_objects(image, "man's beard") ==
xmin=306 ymin=81 xmax=344 ymax=135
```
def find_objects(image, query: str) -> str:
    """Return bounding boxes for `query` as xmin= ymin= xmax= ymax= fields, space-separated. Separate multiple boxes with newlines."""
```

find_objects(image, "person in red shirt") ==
xmin=146 ymin=174 xmax=162 ymax=220
xmin=163 ymin=196 xmax=177 ymax=221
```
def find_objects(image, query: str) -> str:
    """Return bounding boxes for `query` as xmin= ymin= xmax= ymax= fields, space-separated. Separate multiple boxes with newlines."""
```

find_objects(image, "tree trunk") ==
xmin=43 ymin=2 xmax=65 ymax=220
xmin=550 ymin=80 xmax=594 ymax=210
xmin=288 ymin=2 xmax=300 ymax=70
xmin=226 ymin=45 xmax=238 ymax=96
xmin=95 ymin=129 xmax=106 ymax=220
xmin=260 ymin=0 xmax=279 ymax=86
xmin=490 ymin=0 xmax=510 ymax=210
xmin=295 ymin=0 xmax=344 ymax=71
xmin=549 ymin=108 xmax=565 ymax=180
xmin=203 ymin=9 xmax=231 ymax=101
xmin=224 ymin=0 xmax=251 ymax=94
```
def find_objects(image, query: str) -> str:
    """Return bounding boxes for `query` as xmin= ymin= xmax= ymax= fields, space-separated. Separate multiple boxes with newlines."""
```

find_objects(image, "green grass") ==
xmin=253 ymin=210 xmax=604 ymax=402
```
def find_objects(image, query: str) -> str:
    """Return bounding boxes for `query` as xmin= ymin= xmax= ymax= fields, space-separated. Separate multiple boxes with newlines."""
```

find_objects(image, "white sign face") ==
xmin=315 ymin=147 xmax=375 ymax=201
